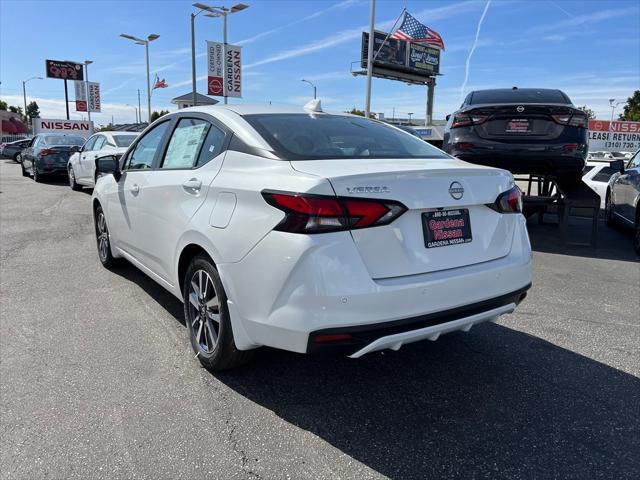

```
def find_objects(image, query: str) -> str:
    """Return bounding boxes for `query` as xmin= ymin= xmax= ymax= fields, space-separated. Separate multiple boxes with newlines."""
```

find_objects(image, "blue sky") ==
xmin=1 ymin=0 xmax=639 ymax=126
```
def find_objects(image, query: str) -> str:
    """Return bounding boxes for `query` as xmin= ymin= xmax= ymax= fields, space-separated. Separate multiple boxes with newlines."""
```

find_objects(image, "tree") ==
xmin=25 ymin=101 xmax=40 ymax=124
xmin=9 ymin=106 xmax=24 ymax=117
xmin=150 ymin=110 xmax=170 ymax=122
xmin=618 ymin=90 xmax=640 ymax=121
xmin=346 ymin=107 xmax=375 ymax=119
xmin=577 ymin=105 xmax=595 ymax=119
xmin=0 ymin=100 xmax=7 ymax=111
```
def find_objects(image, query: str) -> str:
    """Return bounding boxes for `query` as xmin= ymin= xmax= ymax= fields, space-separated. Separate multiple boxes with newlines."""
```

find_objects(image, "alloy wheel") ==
xmin=187 ymin=269 xmax=221 ymax=354
xmin=96 ymin=212 xmax=110 ymax=262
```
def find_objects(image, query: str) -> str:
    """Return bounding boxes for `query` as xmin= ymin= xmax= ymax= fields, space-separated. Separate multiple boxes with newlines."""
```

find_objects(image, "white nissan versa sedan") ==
xmin=92 ymin=102 xmax=532 ymax=371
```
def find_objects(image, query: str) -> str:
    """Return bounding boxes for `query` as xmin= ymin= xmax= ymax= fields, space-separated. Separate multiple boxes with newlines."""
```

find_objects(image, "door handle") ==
xmin=130 ymin=184 xmax=140 ymax=195
xmin=182 ymin=178 xmax=202 ymax=192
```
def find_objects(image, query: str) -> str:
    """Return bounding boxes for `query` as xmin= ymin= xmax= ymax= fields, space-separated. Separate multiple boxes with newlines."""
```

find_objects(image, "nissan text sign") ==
xmin=588 ymin=120 xmax=640 ymax=152
xmin=45 ymin=60 xmax=84 ymax=81
xmin=33 ymin=118 xmax=93 ymax=138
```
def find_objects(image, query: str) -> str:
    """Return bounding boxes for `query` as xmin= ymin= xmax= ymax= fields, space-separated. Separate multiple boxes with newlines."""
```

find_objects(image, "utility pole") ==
xmin=426 ymin=78 xmax=435 ymax=126
xmin=137 ymin=89 xmax=142 ymax=124
xmin=364 ymin=0 xmax=375 ymax=118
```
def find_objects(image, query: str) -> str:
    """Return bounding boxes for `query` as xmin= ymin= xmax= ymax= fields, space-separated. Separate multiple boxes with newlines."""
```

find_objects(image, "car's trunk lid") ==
xmin=291 ymin=158 xmax=516 ymax=279
xmin=466 ymin=104 xmax=577 ymax=141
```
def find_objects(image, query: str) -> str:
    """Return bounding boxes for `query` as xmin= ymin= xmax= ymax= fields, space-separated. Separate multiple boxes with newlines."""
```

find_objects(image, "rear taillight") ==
xmin=489 ymin=186 xmax=522 ymax=214
xmin=40 ymin=149 xmax=56 ymax=156
xmin=262 ymin=191 xmax=407 ymax=234
xmin=552 ymin=113 xmax=587 ymax=128
xmin=451 ymin=113 xmax=488 ymax=129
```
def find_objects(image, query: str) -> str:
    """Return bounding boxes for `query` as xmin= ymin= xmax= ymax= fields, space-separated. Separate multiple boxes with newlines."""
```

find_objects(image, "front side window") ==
xmin=244 ymin=114 xmax=448 ymax=161
xmin=83 ymin=136 xmax=98 ymax=151
xmin=161 ymin=118 xmax=209 ymax=169
xmin=126 ymin=121 xmax=170 ymax=170
xmin=628 ymin=151 xmax=640 ymax=169
xmin=93 ymin=136 xmax=106 ymax=150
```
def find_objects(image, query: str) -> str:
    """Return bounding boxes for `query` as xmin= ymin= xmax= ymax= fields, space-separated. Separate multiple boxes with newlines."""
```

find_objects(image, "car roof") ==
xmin=178 ymin=103 xmax=331 ymax=116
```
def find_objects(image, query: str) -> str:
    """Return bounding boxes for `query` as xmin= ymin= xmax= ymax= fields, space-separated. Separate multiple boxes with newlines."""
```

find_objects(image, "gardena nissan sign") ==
xmin=33 ymin=118 xmax=94 ymax=138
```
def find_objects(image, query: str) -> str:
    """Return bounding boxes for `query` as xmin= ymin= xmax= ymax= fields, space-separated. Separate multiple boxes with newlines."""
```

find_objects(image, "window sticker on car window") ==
xmin=162 ymin=119 xmax=209 ymax=169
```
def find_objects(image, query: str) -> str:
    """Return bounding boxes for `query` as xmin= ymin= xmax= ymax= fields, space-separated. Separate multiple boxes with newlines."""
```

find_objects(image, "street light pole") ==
xmin=301 ymin=79 xmax=316 ymax=99
xmin=407 ymin=112 xmax=413 ymax=125
xmin=22 ymin=76 xmax=42 ymax=125
xmin=191 ymin=12 xmax=197 ymax=107
xmin=364 ymin=0 xmax=376 ymax=118
xmin=120 ymin=33 xmax=160 ymax=123
xmin=137 ymin=89 xmax=142 ymax=124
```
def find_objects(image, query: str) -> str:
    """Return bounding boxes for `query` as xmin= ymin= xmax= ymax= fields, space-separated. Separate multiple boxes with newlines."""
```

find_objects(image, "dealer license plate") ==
xmin=422 ymin=209 xmax=472 ymax=249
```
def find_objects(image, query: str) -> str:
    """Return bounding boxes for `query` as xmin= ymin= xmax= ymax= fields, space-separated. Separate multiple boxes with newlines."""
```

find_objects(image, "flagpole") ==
xmin=364 ymin=0 xmax=375 ymax=118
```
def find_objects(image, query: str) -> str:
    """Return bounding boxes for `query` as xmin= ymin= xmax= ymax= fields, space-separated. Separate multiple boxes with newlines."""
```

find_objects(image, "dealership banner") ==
xmin=74 ymin=81 xmax=88 ymax=112
xmin=33 ymin=118 xmax=93 ymax=138
xmin=45 ymin=59 xmax=84 ymax=81
xmin=207 ymin=41 xmax=241 ymax=98
xmin=88 ymin=82 xmax=101 ymax=112
xmin=225 ymin=44 xmax=242 ymax=98
xmin=588 ymin=120 xmax=640 ymax=152
xmin=207 ymin=41 xmax=224 ymax=96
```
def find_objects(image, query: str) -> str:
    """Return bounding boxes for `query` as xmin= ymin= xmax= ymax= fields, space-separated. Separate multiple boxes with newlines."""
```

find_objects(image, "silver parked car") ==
xmin=605 ymin=149 xmax=640 ymax=254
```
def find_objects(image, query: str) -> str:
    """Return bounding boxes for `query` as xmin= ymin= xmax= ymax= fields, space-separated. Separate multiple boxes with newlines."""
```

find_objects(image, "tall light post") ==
xmin=609 ymin=98 xmax=624 ymax=122
xmin=200 ymin=3 xmax=249 ymax=105
xmin=407 ymin=112 xmax=413 ymax=125
xmin=120 ymin=33 xmax=160 ymax=122
xmin=22 ymin=76 xmax=42 ymax=125
xmin=126 ymin=104 xmax=139 ymax=124
xmin=301 ymin=79 xmax=317 ymax=99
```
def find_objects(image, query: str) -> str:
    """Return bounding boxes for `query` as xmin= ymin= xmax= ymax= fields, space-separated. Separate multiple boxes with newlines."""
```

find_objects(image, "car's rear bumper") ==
xmin=218 ymin=215 xmax=533 ymax=355
xmin=36 ymin=164 xmax=68 ymax=175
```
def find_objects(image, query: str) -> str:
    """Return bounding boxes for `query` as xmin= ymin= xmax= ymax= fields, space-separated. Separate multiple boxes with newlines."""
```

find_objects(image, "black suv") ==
xmin=443 ymin=88 xmax=588 ymax=185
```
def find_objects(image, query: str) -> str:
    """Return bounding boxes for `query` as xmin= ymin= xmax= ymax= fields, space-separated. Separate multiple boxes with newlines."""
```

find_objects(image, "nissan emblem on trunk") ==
xmin=449 ymin=182 xmax=464 ymax=200
xmin=516 ymin=105 xmax=525 ymax=113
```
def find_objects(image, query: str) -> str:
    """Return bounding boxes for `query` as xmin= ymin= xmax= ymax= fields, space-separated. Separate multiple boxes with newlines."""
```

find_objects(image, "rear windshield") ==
xmin=113 ymin=135 xmax=137 ymax=147
xmin=244 ymin=114 xmax=448 ymax=160
xmin=469 ymin=89 xmax=570 ymax=105
xmin=42 ymin=135 xmax=85 ymax=146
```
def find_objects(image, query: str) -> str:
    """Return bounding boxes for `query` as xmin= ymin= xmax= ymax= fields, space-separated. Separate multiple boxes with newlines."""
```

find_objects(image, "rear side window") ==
xmin=469 ymin=89 xmax=569 ymax=105
xmin=196 ymin=124 xmax=226 ymax=166
xmin=161 ymin=118 xmax=210 ymax=169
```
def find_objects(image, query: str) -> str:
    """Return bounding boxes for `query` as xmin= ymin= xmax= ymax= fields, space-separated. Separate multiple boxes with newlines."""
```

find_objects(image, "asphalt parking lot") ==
xmin=1 ymin=158 xmax=638 ymax=480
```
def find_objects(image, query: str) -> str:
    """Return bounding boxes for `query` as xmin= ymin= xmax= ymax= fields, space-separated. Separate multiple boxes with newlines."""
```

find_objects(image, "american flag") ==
xmin=391 ymin=11 xmax=445 ymax=50
xmin=153 ymin=75 xmax=168 ymax=89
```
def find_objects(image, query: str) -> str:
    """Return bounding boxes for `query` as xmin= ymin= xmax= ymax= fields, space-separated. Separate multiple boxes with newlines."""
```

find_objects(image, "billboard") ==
xmin=207 ymin=41 xmax=242 ymax=98
xmin=361 ymin=31 xmax=440 ymax=78
xmin=45 ymin=60 xmax=84 ymax=81
xmin=588 ymin=120 xmax=640 ymax=152
xmin=33 ymin=118 xmax=93 ymax=138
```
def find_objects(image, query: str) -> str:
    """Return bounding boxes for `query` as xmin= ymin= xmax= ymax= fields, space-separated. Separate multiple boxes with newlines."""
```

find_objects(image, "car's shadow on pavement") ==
xmin=527 ymin=214 xmax=638 ymax=262
xmin=215 ymin=327 xmax=640 ymax=479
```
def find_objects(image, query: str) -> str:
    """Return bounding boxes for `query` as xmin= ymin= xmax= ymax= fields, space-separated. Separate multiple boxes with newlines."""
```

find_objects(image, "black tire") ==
xmin=183 ymin=254 xmax=253 ymax=371
xmin=94 ymin=205 xmax=121 ymax=269
xmin=605 ymin=190 xmax=615 ymax=228
xmin=33 ymin=166 xmax=43 ymax=183
xmin=20 ymin=161 xmax=28 ymax=177
xmin=13 ymin=152 xmax=20 ymax=163
xmin=68 ymin=166 xmax=82 ymax=191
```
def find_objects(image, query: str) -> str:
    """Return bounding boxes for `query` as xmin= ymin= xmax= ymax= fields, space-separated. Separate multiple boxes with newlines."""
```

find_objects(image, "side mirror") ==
xmin=70 ymin=145 xmax=81 ymax=153
xmin=445 ymin=114 xmax=451 ymax=122
xmin=95 ymin=155 xmax=121 ymax=181
xmin=609 ymin=159 xmax=624 ymax=174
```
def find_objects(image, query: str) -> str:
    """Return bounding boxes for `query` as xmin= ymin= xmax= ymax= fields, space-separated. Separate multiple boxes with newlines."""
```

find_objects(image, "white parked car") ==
xmin=92 ymin=103 xmax=532 ymax=371
xmin=67 ymin=131 xmax=138 ymax=189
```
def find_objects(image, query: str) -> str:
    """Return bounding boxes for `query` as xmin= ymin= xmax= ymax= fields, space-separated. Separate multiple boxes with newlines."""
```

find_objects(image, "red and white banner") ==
xmin=588 ymin=120 xmax=640 ymax=152
xmin=74 ymin=80 xmax=87 ymax=112
xmin=207 ymin=41 xmax=224 ymax=96
xmin=207 ymin=41 xmax=241 ymax=98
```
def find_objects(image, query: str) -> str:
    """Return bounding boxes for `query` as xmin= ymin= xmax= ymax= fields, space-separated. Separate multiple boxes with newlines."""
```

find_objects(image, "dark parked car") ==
xmin=0 ymin=138 xmax=31 ymax=162
xmin=443 ymin=88 xmax=588 ymax=186
xmin=606 ymin=150 xmax=640 ymax=254
xmin=20 ymin=134 xmax=85 ymax=182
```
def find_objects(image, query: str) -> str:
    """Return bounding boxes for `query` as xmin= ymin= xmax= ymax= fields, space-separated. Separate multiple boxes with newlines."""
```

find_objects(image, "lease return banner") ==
xmin=588 ymin=120 xmax=640 ymax=152
xmin=207 ymin=41 xmax=241 ymax=98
